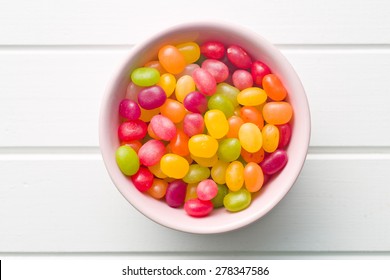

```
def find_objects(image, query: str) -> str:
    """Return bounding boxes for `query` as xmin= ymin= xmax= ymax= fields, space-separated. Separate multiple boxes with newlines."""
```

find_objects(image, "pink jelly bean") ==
xmin=166 ymin=180 xmax=187 ymax=208
xmin=277 ymin=123 xmax=292 ymax=149
xmin=197 ymin=179 xmax=218 ymax=201
xmin=125 ymin=82 xmax=142 ymax=101
xmin=226 ymin=45 xmax=252 ymax=69
xmin=138 ymin=139 xmax=166 ymax=166
xmin=176 ymin=64 xmax=200 ymax=78
xmin=183 ymin=113 xmax=205 ymax=137
xmin=184 ymin=198 xmax=213 ymax=217
xmin=232 ymin=69 xmax=253 ymax=90
xmin=192 ymin=68 xmax=216 ymax=96
xmin=119 ymin=99 xmax=141 ymax=120
xmin=118 ymin=120 xmax=147 ymax=141
xmin=200 ymin=41 xmax=225 ymax=60
xmin=260 ymin=149 xmax=288 ymax=175
xmin=183 ymin=91 xmax=208 ymax=114
xmin=131 ymin=167 xmax=154 ymax=192
xmin=251 ymin=61 xmax=271 ymax=87
xmin=150 ymin=115 xmax=177 ymax=141
xmin=137 ymin=85 xmax=166 ymax=110
xmin=201 ymin=59 xmax=229 ymax=83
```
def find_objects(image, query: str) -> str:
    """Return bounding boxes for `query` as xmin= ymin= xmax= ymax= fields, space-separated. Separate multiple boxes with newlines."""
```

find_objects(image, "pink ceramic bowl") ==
xmin=99 ymin=21 xmax=310 ymax=234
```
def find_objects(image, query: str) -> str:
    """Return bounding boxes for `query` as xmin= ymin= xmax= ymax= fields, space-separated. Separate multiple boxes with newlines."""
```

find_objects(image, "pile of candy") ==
xmin=115 ymin=40 xmax=292 ymax=217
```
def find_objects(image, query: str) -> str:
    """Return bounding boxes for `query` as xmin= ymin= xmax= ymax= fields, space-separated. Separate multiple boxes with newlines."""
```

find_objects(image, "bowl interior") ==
xmin=100 ymin=22 xmax=310 ymax=234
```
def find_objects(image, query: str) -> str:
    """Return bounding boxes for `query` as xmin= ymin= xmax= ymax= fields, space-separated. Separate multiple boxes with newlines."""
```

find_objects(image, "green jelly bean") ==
xmin=215 ymin=82 xmax=240 ymax=108
xmin=211 ymin=184 xmax=229 ymax=208
xmin=208 ymin=94 xmax=235 ymax=118
xmin=131 ymin=67 xmax=160 ymax=87
xmin=115 ymin=145 xmax=140 ymax=176
xmin=217 ymin=138 xmax=241 ymax=162
xmin=183 ymin=164 xmax=211 ymax=184
xmin=223 ymin=188 xmax=252 ymax=212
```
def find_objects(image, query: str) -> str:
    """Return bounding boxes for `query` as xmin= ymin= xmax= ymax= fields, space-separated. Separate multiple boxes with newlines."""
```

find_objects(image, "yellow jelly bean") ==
xmin=262 ymin=124 xmax=280 ymax=153
xmin=191 ymin=153 xmax=219 ymax=167
xmin=225 ymin=161 xmax=244 ymax=191
xmin=185 ymin=183 xmax=198 ymax=201
xmin=237 ymin=87 xmax=267 ymax=106
xmin=160 ymin=153 xmax=189 ymax=179
xmin=211 ymin=160 xmax=229 ymax=184
xmin=204 ymin=109 xmax=229 ymax=139
xmin=157 ymin=73 xmax=176 ymax=97
xmin=176 ymin=42 xmax=201 ymax=64
xmin=175 ymin=75 xmax=195 ymax=103
xmin=188 ymin=134 xmax=218 ymax=158
xmin=238 ymin=123 xmax=262 ymax=153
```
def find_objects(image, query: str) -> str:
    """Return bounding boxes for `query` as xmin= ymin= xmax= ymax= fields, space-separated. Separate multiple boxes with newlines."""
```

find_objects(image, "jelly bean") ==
xmin=237 ymin=87 xmax=267 ymax=106
xmin=138 ymin=139 xmax=166 ymax=166
xmin=125 ymin=82 xmax=142 ymax=101
xmin=131 ymin=67 xmax=160 ymax=87
xmin=204 ymin=109 xmax=229 ymax=139
xmin=131 ymin=167 xmax=154 ymax=192
xmin=176 ymin=42 xmax=201 ymax=64
xmin=158 ymin=45 xmax=186 ymax=74
xmin=215 ymin=82 xmax=240 ymax=107
xmin=200 ymin=41 xmax=225 ymax=59
xmin=244 ymin=162 xmax=264 ymax=192
xmin=238 ymin=123 xmax=262 ymax=153
xmin=225 ymin=161 xmax=244 ymax=191
xmin=207 ymin=94 xmax=235 ymax=118
xmin=277 ymin=123 xmax=292 ymax=149
xmin=160 ymin=99 xmax=186 ymax=123
xmin=263 ymin=74 xmax=287 ymax=101
xmin=148 ymin=162 xmax=167 ymax=179
xmin=119 ymin=99 xmax=141 ymax=120
xmin=226 ymin=116 xmax=244 ymax=138
xmin=137 ymin=85 xmax=166 ymax=110
xmin=223 ymin=188 xmax=251 ymax=212
xmin=185 ymin=183 xmax=198 ymax=201
xmin=176 ymin=63 xmax=200 ymax=78
xmin=262 ymin=124 xmax=280 ymax=153
xmin=183 ymin=164 xmax=210 ymax=184
xmin=147 ymin=178 xmax=168 ymax=199
xmin=147 ymin=123 xmax=161 ymax=140
xmin=260 ymin=149 xmax=288 ymax=175
xmin=191 ymin=153 xmax=218 ymax=168
xmin=201 ymin=59 xmax=229 ymax=83
xmin=165 ymin=179 xmax=187 ymax=208
xmin=160 ymin=153 xmax=189 ymax=179
xmin=251 ymin=61 xmax=271 ymax=87
xmin=192 ymin=68 xmax=216 ymax=96
xmin=217 ymin=138 xmax=241 ymax=162
xmin=149 ymin=115 xmax=177 ymax=141
xmin=115 ymin=145 xmax=140 ymax=176
xmin=188 ymin=134 xmax=218 ymax=158
xmin=175 ymin=75 xmax=196 ymax=103
xmin=211 ymin=184 xmax=228 ymax=208
xmin=240 ymin=106 xmax=264 ymax=129
xmin=211 ymin=160 xmax=229 ymax=184
xmin=168 ymin=129 xmax=190 ymax=156
xmin=197 ymin=179 xmax=218 ymax=201
xmin=120 ymin=139 xmax=142 ymax=153
xmin=157 ymin=73 xmax=176 ymax=97
xmin=183 ymin=113 xmax=204 ymax=137
xmin=232 ymin=69 xmax=253 ymax=90
xmin=226 ymin=45 xmax=252 ymax=69
xmin=262 ymin=102 xmax=293 ymax=125
xmin=144 ymin=60 xmax=167 ymax=75
xmin=139 ymin=107 xmax=160 ymax=122
xmin=118 ymin=120 xmax=147 ymax=141
xmin=240 ymin=148 xmax=265 ymax=164
xmin=184 ymin=198 xmax=213 ymax=217
xmin=183 ymin=91 xmax=208 ymax=114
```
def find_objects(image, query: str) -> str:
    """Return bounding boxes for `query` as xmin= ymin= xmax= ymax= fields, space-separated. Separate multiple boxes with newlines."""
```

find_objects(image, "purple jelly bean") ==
xmin=119 ymin=99 xmax=141 ymax=120
xmin=166 ymin=180 xmax=187 ymax=208
xmin=183 ymin=91 xmax=208 ymax=114
xmin=192 ymin=68 xmax=216 ymax=96
xmin=137 ymin=85 xmax=166 ymax=110
xmin=201 ymin=59 xmax=229 ymax=83
xmin=260 ymin=149 xmax=288 ymax=175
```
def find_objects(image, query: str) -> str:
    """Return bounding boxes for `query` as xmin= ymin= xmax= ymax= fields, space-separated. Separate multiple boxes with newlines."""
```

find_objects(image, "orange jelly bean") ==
xmin=158 ymin=45 xmax=186 ymax=74
xmin=144 ymin=60 xmax=167 ymax=74
xmin=240 ymin=106 xmax=264 ymax=129
xmin=160 ymin=99 xmax=186 ymax=123
xmin=240 ymin=147 xmax=265 ymax=164
xmin=147 ymin=178 xmax=168 ymax=199
xmin=168 ymin=129 xmax=190 ymax=156
xmin=263 ymin=74 xmax=287 ymax=101
xmin=226 ymin=116 xmax=244 ymax=138
xmin=244 ymin=162 xmax=264 ymax=192
xmin=262 ymin=102 xmax=293 ymax=125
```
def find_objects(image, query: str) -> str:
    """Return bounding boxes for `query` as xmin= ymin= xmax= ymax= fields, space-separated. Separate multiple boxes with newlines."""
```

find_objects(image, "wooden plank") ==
xmin=1 ymin=155 xmax=390 ymax=252
xmin=0 ymin=0 xmax=390 ymax=45
xmin=1 ymin=48 xmax=390 ymax=147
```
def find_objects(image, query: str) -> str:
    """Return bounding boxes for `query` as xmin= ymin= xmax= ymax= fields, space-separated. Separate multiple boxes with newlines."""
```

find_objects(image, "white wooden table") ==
xmin=1 ymin=0 xmax=390 ymax=258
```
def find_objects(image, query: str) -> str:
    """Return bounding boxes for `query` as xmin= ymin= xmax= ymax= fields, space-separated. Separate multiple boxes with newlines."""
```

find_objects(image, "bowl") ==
xmin=99 ymin=21 xmax=310 ymax=234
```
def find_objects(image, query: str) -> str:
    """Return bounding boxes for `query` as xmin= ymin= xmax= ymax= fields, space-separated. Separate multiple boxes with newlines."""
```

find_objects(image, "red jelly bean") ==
xmin=277 ymin=123 xmax=292 ymax=149
xmin=137 ymin=85 xmax=166 ymax=110
xmin=183 ymin=113 xmax=204 ymax=137
xmin=184 ymin=198 xmax=213 ymax=217
xmin=260 ymin=149 xmax=288 ymax=175
xmin=149 ymin=115 xmax=177 ymax=141
xmin=138 ymin=139 xmax=166 ymax=166
xmin=192 ymin=68 xmax=216 ymax=96
xmin=226 ymin=45 xmax=252 ymax=69
xmin=131 ymin=167 xmax=154 ymax=192
xmin=200 ymin=41 xmax=225 ymax=59
xmin=183 ymin=91 xmax=208 ymax=114
xmin=165 ymin=180 xmax=187 ymax=208
xmin=118 ymin=120 xmax=147 ymax=141
xmin=119 ymin=99 xmax=141 ymax=120
xmin=251 ymin=61 xmax=271 ymax=87
xmin=201 ymin=59 xmax=229 ymax=83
